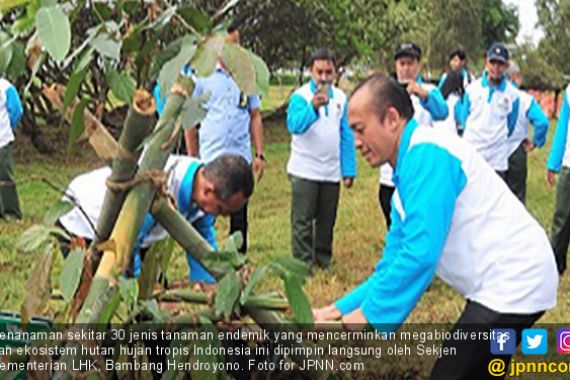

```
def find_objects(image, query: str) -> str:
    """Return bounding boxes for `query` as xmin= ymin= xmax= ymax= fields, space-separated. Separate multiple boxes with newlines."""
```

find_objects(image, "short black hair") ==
xmin=449 ymin=47 xmax=467 ymax=61
xmin=203 ymin=154 xmax=254 ymax=200
xmin=308 ymin=48 xmax=337 ymax=68
xmin=351 ymin=73 xmax=414 ymax=121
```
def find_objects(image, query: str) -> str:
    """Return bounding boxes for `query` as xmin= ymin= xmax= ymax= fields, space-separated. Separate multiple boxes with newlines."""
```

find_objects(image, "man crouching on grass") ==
xmin=312 ymin=74 xmax=558 ymax=379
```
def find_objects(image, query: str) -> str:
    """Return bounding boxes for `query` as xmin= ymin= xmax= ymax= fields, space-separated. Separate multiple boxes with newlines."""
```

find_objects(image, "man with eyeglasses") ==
xmin=286 ymin=48 xmax=356 ymax=270
xmin=379 ymin=42 xmax=448 ymax=227
xmin=455 ymin=42 xmax=521 ymax=180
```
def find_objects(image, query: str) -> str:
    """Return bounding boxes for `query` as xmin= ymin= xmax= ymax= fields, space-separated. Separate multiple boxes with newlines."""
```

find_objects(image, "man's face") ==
xmin=450 ymin=56 xmax=465 ymax=71
xmin=395 ymin=56 xmax=421 ymax=82
xmin=309 ymin=59 xmax=336 ymax=85
xmin=485 ymin=59 xmax=508 ymax=82
xmin=348 ymin=87 xmax=398 ymax=167
xmin=199 ymin=189 xmax=247 ymax=216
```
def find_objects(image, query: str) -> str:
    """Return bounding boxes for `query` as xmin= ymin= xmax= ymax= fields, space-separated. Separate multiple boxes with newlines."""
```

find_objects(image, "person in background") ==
xmin=286 ymin=48 xmax=356 ymax=270
xmin=379 ymin=42 xmax=448 ymax=227
xmin=504 ymin=61 xmax=549 ymax=204
xmin=546 ymin=83 xmax=570 ymax=275
xmin=0 ymin=77 xmax=23 ymax=221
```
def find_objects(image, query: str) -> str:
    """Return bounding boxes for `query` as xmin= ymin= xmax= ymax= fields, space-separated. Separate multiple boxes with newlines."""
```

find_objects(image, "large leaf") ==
xmin=63 ymin=67 xmax=87 ymax=111
xmin=179 ymin=91 xmax=210 ymax=130
xmin=138 ymin=243 xmax=162 ymax=301
xmin=223 ymin=231 xmax=243 ymax=253
xmin=178 ymin=6 xmax=212 ymax=32
xmin=158 ymin=41 xmax=196 ymax=99
xmin=17 ymin=224 xmax=51 ymax=252
xmin=249 ymin=51 xmax=270 ymax=96
xmin=239 ymin=266 xmax=268 ymax=305
xmin=221 ymin=42 xmax=256 ymax=95
xmin=5 ymin=40 xmax=26 ymax=81
xmin=43 ymin=199 xmax=74 ymax=226
xmin=193 ymin=317 xmax=224 ymax=380
xmin=0 ymin=33 xmax=14 ymax=74
xmin=69 ymin=98 xmax=89 ymax=148
xmin=283 ymin=272 xmax=313 ymax=326
xmin=21 ymin=243 xmax=55 ymax=323
xmin=191 ymin=35 xmax=224 ymax=77
xmin=88 ymin=23 xmax=121 ymax=61
xmin=35 ymin=5 xmax=71 ymax=62
xmin=119 ymin=277 xmax=139 ymax=311
xmin=272 ymin=256 xmax=309 ymax=284
xmin=106 ymin=67 xmax=136 ymax=103
xmin=214 ymin=271 xmax=241 ymax=320
xmin=0 ymin=0 xmax=30 ymax=13
xmin=58 ymin=247 xmax=84 ymax=302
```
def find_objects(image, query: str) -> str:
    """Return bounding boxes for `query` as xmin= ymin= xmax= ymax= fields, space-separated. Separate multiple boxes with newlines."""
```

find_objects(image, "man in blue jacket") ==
xmin=0 ymin=78 xmax=23 ymax=220
xmin=286 ymin=48 xmax=356 ymax=269
xmin=314 ymin=74 xmax=557 ymax=379
xmin=546 ymin=83 xmax=570 ymax=274
xmin=58 ymin=154 xmax=254 ymax=282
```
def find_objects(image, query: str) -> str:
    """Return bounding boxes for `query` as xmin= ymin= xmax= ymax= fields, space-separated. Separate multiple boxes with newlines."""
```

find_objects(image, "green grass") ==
xmin=1 ymin=89 xmax=568 ymax=331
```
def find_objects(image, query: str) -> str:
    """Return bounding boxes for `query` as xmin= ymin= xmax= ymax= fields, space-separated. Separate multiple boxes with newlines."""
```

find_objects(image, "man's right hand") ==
xmin=313 ymin=304 xmax=342 ymax=321
xmin=312 ymin=91 xmax=329 ymax=111
xmin=546 ymin=170 xmax=557 ymax=188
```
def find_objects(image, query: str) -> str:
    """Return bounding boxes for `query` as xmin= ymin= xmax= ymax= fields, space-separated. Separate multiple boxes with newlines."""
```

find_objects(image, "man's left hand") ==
xmin=406 ymin=81 xmax=429 ymax=99
xmin=523 ymin=139 xmax=535 ymax=152
xmin=253 ymin=157 xmax=265 ymax=182
xmin=342 ymin=308 xmax=368 ymax=331
xmin=343 ymin=177 xmax=354 ymax=189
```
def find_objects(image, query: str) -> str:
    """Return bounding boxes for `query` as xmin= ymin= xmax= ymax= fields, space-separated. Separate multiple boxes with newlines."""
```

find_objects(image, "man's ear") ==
xmin=385 ymin=107 xmax=400 ymax=132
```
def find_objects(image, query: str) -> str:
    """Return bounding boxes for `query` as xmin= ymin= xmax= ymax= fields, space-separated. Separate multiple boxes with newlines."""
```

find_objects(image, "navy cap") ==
xmin=395 ymin=42 xmax=422 ymax=60
xmin=486 ymin=42 xmax=509 ymax=63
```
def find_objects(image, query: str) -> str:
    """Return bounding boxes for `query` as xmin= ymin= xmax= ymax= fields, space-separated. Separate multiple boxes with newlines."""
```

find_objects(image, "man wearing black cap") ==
xmin=456 ymin=42 xmax=521 ymax=179
xmin=378 ymin=42 xmax=448 ymax=227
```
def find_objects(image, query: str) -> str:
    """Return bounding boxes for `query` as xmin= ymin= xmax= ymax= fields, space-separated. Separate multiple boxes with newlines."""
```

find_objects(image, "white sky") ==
xmin=505 ymin=0 xmax=545 ymax=45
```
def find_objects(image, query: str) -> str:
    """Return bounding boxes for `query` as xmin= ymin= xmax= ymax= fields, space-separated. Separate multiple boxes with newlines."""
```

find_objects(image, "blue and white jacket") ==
xmin=380 ymin=77 xmax=448 ymax=186
xmin=506 ymin=87 xmax=548 ymax=156
xmin=59 ymin=156 xmax=217 ymax=282
xmin=336 ymin=119 xmax=557 ymax=331
xmin=0 ymin=78 xmax=23 ymax=148
xmin=455 ymin=72 xmax=520 ymax=171
xmin=547 ymin=85 xmax=570 ymax=172
xmin=286 ymin=80 xmax=356 ymax=182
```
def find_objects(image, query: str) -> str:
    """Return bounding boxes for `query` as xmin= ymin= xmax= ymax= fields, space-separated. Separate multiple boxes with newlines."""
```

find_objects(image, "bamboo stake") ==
xmin=157 ymin=289 xmax=289 ymax=311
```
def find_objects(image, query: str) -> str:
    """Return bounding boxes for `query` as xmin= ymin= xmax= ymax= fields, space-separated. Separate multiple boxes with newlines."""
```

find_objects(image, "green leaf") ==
xmin=35 ymin=6 xmax=71 ymax=62
xmin=0 ymin=33 xmax=14 ymax=75
xmin=43 ymin=199 xmax=74 ymax=226
xmin=119 ymin=277 xmax=139 ymax=311
xmin=21 ymin=243 xmax=54 ymax=322
xmin=75 ymin=46 xmax=94 ymax=72
xmin=191 ymin=35 xmax=224 ymax=77
xmin=214 ymin=271 xmax=241 ymax=320
xmin=139 ymin=300 xmax=169 ymax=322
xmin=249 ymin=51 xmax=270 ymax=96
xmin=106 ymin=67 xmax=136 ymax=103
xmin=178 ymin=6 xmax=212 ymax=32
xmin=138 ymin=242 xmax=162 ymax=301
xmin=273 ymin=257 xmax=309 ymax=284
xmin=63 ymin=67 xmax=87 ymax=111
xmin=0 ymin=0 xmax=30 ymax=12
xmin=179 ymin=91 xmax=210 ymax=130
xmin=160 ymin=238 xmax=175 ymax=286
xmin=145 ymin=6 xmax=177 ymax=31
xmin=283 ymin=272 xmax=314 ymax=326
xmin=58 ymin=247 xmax=84 ymax=302
xmin=221 ymin=42 xmax=257 ymax=95
xmin=17 ymin=224 xmax=51 ymax=252
xmin=240 ymin=266 xmax=268 ymax=305
xmin=69 ymin=98 xmax=89 ymax=148
xmin=193 ymin=317 xmax=224 ymax=380
xmin=88 ymin=25 xmax=121 ymax=61
xmin=158 ymin=41 xmax=196 ymax=99
xmin=223 ymin=231 xmax=243 ymax=253
xmin=163 ymin=330 xmax=193 ymax=380
xmin=5 ymin=40 xmax=26 ymax=81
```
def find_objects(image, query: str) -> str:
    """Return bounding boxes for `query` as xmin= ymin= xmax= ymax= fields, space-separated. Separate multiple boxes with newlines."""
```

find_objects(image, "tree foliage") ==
xmin=536 ymin=0 xmax=570 ymax=80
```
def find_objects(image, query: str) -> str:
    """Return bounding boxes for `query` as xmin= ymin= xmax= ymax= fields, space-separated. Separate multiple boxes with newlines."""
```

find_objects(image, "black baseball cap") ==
xmin=395 ymin=42 xmax=422 ymax=60
xmin=486 ymin=42 xmax=509 ymax=63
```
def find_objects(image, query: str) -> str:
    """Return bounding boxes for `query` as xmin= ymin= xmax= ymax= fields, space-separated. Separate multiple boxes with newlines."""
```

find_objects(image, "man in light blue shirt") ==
xmin=0 ymin=77 xmax=23 ymax=220
xmin=184 ymin=28 xmax=264 ymax=255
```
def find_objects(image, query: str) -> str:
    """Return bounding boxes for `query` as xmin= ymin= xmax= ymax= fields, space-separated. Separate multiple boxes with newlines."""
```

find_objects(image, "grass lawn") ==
xmin=0 ymin=86 xmax=568 ymax=328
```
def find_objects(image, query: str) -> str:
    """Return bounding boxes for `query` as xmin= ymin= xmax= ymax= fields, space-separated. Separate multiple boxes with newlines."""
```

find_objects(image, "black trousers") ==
xmin=230 ymin=201 xmax=248 ymax=253
xmin=430 ymin=301 xmax=544 ymax=380
xmin=378 ymin=184 xmax=395 ymax=228
xmin=505 ymin=142 xmax=528 ymax=204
